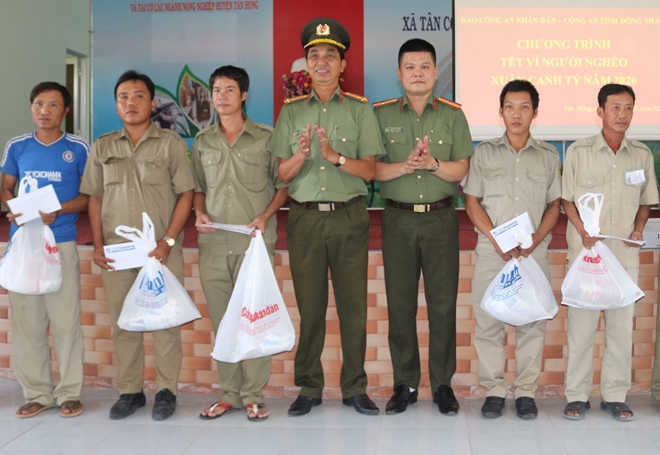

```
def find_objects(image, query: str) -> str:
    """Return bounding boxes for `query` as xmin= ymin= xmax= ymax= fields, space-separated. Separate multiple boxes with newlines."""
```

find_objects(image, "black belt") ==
xmin=386 ymin=197 xmax=452 ymax=213
xmin=291 ymin=195 xmax=362 ymax=212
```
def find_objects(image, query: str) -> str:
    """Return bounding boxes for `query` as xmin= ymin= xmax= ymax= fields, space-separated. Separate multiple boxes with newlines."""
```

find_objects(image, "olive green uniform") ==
xmin=563 ymin=132 xmax=658 ymax=403
xmin=462 ymin=134 xmax=561 ymax=399
xmin=191 ymin=117 xmax=286 ymax=407
xmin=374 ymin=95 xmax=473 ymax=390
xmin=80 ymin=122 xmax=195 ymax=395
xmin=268 ymin=87 xmax=383 ymax=398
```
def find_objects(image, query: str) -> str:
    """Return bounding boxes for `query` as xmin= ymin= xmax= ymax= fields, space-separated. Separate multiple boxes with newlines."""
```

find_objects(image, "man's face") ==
xmin=306 ymin=44 xmax=346 ymax=88
xmin=211 ymin=76 xmax=246 ymax=117
xmin=31 ymin=90 xmax=68 ymax=132
xmin=115 ymin=80 xmax=155 ymax=127
xmin=397 ymin=51 xmax=438 ymax=97
xmin=598 ymin=92 xmax=634 ymax=135
xmin=499 ymin=91 xmax=537 ymax=137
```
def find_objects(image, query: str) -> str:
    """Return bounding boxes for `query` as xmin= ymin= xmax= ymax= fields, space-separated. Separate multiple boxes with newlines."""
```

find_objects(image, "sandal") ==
xmin=199 ymin=401 xmax=239 ymax=420
xmin=15 ymin=402 xmax=54 ymax=419
xmin=563 ymin=401 xmax=590 ymax=420
xmin=600 ymin=401 xmax=635 ymax=422
xmin=246 ymin=402 xmax=269 ymax=422
xmin=60 ymin=400 xmax=84 ymax=418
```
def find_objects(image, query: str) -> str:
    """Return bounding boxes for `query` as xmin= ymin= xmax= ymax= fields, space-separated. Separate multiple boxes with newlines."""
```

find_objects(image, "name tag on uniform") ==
xmin=625 ymin=168 xmax=645 ymax=185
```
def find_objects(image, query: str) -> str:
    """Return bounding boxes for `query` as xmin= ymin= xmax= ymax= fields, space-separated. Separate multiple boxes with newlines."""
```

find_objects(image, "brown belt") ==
xmin=291 ymin=195 xmax=363 ymax=212
xmin=386 ymin=197 xmax=452 ymax=213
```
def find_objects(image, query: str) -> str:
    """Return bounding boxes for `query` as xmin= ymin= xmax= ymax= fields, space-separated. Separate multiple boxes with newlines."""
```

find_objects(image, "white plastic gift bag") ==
xmin=561 ymin=192 xmax=644 ymax=310
xmin=481 ymin=256 xmax=558 ymax=326
xmin=0 ymin=176 xmax=62 ymax=294
xmin=212 ymin=230 xmax=295 ymax=363
xmin=116 ymin=212 xmax=201 ymax=331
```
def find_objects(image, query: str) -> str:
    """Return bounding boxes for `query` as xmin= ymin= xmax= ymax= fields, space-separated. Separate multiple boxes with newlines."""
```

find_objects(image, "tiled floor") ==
xmin=1 ymin=379 xmax=660 ymax=454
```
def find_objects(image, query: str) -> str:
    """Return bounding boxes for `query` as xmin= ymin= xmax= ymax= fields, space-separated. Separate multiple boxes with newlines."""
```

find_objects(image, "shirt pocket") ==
xmin=102 ymin=155 xmax=124 ymax=186
xmin=527 ymin=169 xmax=549 ymax=204
xmin=141 ymin=156 xmax=169 ymax=186
xmin=288 ymin=134 xmax=313 ymax=161
xmin=428 ymin=131 xmax=453 ymax=162
xmin=236 ymin=150 xmax=269 ymax=188
xmin=483 ymin=166 xmax=508 ymax=197
xmin=624 ymin=181 xmax=644 ymax=206
xmin=383 ymin=131 xmax=408 ymax=159
xmin=577 ymin=173 xmax=604 ymax=195
xmin=199 ymin=149 xmax=222 ymax=186
xmin=329 ymin=127 xmax=358 ymax=158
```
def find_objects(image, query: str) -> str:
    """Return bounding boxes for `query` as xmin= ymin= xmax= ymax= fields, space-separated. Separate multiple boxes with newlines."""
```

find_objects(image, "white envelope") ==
xmin=7 ymin=184 xmax=62 ymax=225
xmin=490 ymin=212 xmax=535 ymax=253
xmin=103 ymin=242 xmax=150 ymax=271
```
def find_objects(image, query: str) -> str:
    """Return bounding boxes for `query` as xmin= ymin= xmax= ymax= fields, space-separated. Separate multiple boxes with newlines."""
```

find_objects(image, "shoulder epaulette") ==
xmin=196 ymin=123 xmax=215 ymax=137
xmin=373 ymin=98 xmax=399 ymax=108
xmin=255 ymin=123 xmax=274 ymax=133
xmin=436 ymin=97 xmax=462 ymax=109
xmin=96 ymin=131 xmax=116 ymax=139
xmin=344 ymin=92 xmax=369 ymax=103
xmin=284 ymin=94 xmax=308 ymax=104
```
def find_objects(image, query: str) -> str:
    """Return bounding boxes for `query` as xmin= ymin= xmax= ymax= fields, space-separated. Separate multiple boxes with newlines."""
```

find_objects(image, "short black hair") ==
xmin=114 ymin=70 xmax=155 ymax=100
xmin=398 ymin=38 xmax=436 ymax=66
xmin=30 ymin=82 xmax=71 ymax=108
xmin=209 ymin=65 xmax=250 ymax=107
xmin=305 ymin=45 xmax=346 ymax=61
xmin=597 ymin=83 xmax=635 ymax=107
xmin=499 ymin=79 xmax=540 ymax=111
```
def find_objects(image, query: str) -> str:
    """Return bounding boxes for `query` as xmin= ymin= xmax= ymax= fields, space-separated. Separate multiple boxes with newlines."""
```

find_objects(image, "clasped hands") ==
xmin=296 ymin=123 xmax=340 ymax=164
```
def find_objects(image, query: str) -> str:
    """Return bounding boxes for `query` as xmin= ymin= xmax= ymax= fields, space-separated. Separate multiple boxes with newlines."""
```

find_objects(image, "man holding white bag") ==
xmin=561 ymin=84 xmax=658 ymax=422
xmin=1 ymin=82 xmax=89 ymax=418
xmin=81 ymin=70 xmax=195 ymax=421
xmin=463 ymin=79 xmax=561 ymax=419
xmin=191 ymin=66 xmax=288 ymax=421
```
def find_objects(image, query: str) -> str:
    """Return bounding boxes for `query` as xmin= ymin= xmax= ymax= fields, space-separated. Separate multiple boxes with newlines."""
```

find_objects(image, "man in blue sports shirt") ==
xmin=0 ymin=82 xmax=89 ymax=419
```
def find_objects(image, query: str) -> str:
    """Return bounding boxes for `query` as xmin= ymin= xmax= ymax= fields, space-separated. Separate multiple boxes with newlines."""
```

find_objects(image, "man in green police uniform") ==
xmin=372 ymin=38 xmax=473 ymax=415
xmin=268 ymin=18 xmax=384 ymax=416
xmin=192 ymin=65 xmax=288 ymax=421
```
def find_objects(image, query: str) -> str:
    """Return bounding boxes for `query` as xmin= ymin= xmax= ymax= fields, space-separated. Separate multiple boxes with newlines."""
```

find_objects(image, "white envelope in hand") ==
xmin=490 ymin=212 xmax=535 ymax=253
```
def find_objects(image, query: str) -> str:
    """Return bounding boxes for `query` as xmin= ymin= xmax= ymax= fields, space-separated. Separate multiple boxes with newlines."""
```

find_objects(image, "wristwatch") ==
xmin=334 ymin=154 xmax=346 ymax=167
xmin=429 ymin=157 xmax=440 ymax=172
xmin=163 ymin=236 xmax=176 ymax=247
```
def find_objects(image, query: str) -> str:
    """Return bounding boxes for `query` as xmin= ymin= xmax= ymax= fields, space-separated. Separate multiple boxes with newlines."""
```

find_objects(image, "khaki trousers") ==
xmin=9 ymin=241 xmax=83 ymax=406
xmin=472 ymin=244 xmax=549 ymax=399
xmin=287 ymin=200 xmax=370 ymax=398
xmin=565 ymin=267 xmax=638 ymax=403
xmin=101 ymin=247 xmax=184 ymax=395
xmin=198 ymin=243 xmax=274 ymax=408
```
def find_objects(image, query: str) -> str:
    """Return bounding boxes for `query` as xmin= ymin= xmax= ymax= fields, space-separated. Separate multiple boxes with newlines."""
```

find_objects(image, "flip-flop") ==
xmin=246 ymin=402 xmax=269 ymax=422
xmin=199 ymin=401 xmax=239 ymax=420
xmin=15 ymin=402 xmax=54 ymax=419
xmin=600 ymin=401 xmax=635 ymax=422
xmin=59 ymin=400 xmax=84 ymax=418
xmin=563 ymin=401 xmax=590 ymax=420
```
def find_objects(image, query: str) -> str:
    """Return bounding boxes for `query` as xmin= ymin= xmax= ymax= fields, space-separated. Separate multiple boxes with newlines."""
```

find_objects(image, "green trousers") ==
xmin=287 ymin=200 xmax=370 ymax=398
xmin=381 ymin=205 xmax=459 ymax=391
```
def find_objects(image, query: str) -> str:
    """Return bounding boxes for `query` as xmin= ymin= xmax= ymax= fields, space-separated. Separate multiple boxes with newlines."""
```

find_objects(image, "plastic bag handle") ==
xmin=577 ymin=192 xmax=603 ymax=237
xmin=17 ymin=176 xmax=39 ymax=196
xmin=114 ymin=212 xmax=157 ymax=250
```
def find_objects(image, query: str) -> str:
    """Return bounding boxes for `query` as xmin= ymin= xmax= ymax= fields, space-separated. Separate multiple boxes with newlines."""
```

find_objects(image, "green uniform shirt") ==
xmin=374 ymin=94 xmax=473 ymax=203
xmin=268 ymin=87 xmax=384 ymax=202
xmin=191 ymin=116 xmax=286 ymax=253
xmin=80 ymin=122 xmax=195 ymax=245
xmin=462 ymin=134 xmax=561 ymax=248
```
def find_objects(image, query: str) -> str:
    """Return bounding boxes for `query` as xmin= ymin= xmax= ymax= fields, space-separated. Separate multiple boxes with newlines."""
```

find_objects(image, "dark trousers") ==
xmin=287 ymin=200 xmax=370 ymax=398
xmin=382 ymin=205 xmax=459 ymax=390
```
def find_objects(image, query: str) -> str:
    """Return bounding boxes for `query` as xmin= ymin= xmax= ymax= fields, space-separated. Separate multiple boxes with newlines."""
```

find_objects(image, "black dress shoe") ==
xmin=481 ymin=396 xmax=505 ymax=418
xmin=288 ymin=396 xmax=322 ymax=416
xmin=386 ymin=385 xmax=418 ymax=414
xmin=342 ymin=394 xmax=380 ymax=415
xmin=109 ymin=391 xmax=146 ymax=420
xmin=152 ymin=389 xmax=177 ymax=421
xmin=515 ymin=397 xmax=538 ymax=419
xmin=433 ymin=385 xmax=459 ymax=415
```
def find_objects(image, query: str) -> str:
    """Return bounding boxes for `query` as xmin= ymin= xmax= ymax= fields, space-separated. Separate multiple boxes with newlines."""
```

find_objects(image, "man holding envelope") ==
xmin=0 ymin=82 xmax=89 ymax=418
xmin=463 ymin=80 xmax=561 ymax=419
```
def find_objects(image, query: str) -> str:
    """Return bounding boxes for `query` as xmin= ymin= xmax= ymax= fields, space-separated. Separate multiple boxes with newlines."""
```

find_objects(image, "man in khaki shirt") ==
xmin=463 ymin=80 xmax=561 ymax=419
xmin=192 ymin=66 xmax=287 ymax=421
xmin=561 ymin=84 xmax=659 ymax=422
xmin=81 ymin=70 xmax=195 ymax=421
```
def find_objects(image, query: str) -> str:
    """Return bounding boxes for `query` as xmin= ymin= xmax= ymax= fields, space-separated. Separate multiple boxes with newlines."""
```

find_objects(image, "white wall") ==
xmin=0 ymin=0 xmax=92 ymax=148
